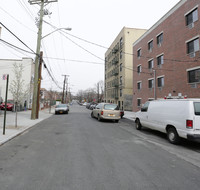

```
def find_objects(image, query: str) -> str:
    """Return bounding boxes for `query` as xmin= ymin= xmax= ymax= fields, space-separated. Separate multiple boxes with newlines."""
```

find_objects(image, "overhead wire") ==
xmin=44 ymin=21 xmax=199 ymax=64
xmin=0 ymin=22 xmax=36 ymax=55
xmin=0 ymin=6 xmax=36 ymax=33
xmin=17 ymin=0 xmax=35 ymax=22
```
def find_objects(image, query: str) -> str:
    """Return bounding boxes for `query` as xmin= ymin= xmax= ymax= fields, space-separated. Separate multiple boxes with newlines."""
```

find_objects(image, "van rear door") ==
xmin=194 ymin=102 xmax=200 ymax=130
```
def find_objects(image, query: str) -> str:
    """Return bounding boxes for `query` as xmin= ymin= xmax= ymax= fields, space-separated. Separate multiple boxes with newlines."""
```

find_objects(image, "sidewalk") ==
xmin=0 ymin=108 xmax=53 ymax=146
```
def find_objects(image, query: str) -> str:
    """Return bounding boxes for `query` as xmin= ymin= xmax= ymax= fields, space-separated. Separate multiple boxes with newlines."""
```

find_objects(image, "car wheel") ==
xmin=167 ymin=127 xmax=180 ymax=144
xmin=97 ymin=115 xmax=101 ymax=121
xmin=115 ymin=120 xmax=119 ymax=123
xmin=91 ymin=112 xmax=94 ymax=118
xmin=66 ymin=111 xmax=68 ymax=114
xmin=135 ymin=119 xmax=142 ymax=130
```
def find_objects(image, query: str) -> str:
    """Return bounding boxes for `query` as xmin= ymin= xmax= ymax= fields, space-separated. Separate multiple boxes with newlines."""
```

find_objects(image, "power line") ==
xmin=45 ymin=21 xmax=198 ymax=64
xmin=0 ymin=39 xmax=36 ymax=55
xmin=0 ymin=22 xmax=36 ymax=55
xmin=43 ymin=56 xmax=104 ymax=65
xmin=0 ymin=6 xmax=36 ymax=33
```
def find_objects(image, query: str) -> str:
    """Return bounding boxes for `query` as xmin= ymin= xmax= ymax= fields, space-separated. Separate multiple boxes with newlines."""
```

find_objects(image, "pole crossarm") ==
xmin=28 ymin=0 xmax=58 ymax=5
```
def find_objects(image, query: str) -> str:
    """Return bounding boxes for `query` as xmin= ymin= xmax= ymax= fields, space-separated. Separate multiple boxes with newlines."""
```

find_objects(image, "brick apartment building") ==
xmin=132 ymin=0 xmax=200 ymax=112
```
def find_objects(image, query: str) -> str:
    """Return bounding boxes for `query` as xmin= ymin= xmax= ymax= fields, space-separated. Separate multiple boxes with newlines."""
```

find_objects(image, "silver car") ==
xmin=91 ymin=103 xmax=120 ymax=123
xmin=55 ymin=104 xmax=69 ymax=114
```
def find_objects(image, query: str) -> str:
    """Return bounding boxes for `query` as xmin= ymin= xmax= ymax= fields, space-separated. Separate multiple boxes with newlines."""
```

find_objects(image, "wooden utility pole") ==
xmin=36 ymin=51 xmax=43 ymax=119
xmin=29 ymin=0 xmax=57 ymax=119
xmin=62 ymin=75 xmax=69 ymax=103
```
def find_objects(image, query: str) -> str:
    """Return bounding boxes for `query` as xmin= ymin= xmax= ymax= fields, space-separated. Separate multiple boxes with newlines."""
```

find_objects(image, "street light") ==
xmin=42 ymin=27 xmax=72 ymax=39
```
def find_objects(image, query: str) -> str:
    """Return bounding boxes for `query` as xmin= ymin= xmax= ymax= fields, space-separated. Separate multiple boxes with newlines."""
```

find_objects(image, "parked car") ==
xmin=134 ymin=99 xmax=200 ymax=144
xmin=91 ymin=103 xmax=120 ymax=123
xmin=55 ymin=104 xmax=69 ymax=114
xmin=90 ymin=103 xmax=97 ymax=110
xmin=0 ymin=100 xmax=14 ymax=111
xmin=82 ymin=102 xmax=87 ymax=106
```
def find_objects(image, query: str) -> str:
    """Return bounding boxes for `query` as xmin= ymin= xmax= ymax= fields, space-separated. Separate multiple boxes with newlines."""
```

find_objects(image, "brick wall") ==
xmin=132 ymin=0 xmax=200 ymax=111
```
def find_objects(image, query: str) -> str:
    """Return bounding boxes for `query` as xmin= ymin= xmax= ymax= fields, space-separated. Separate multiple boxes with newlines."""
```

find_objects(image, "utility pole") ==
xmin=29 ymin=0 xmax=57 ymax=119
xmin=62 ymin=75 xmax=69 ymax=103
xmin=36 ymin=51 xmax=43 ymax=118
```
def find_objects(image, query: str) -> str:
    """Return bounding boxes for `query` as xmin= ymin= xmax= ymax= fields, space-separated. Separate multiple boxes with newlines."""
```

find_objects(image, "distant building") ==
xmin=0 ymin=58 xmax=34 ymax=109
xmin=105 ymin=27 xmax=147 ymax=111
xmin=132 ymin=0 xmax=200 ymax=111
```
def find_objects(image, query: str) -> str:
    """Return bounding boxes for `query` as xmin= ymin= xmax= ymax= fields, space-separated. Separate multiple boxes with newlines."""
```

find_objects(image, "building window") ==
xmin=148 ymin=59 xmax=154 ymax=70
xmin=188 ymin=68 xmax=200 ymax=83
xmin=120 ymin=37 xmax=123 ymax=49
xmin=120 ymin=63 xmax=122 ymax=72
xmin=120 ymin=89 xmax=122 ymax=97
xmin=137 ymin=65 xmax=142 ymax=74
xmin=148 ymin=40 xmax=153 ymax=52
xmin=186 ymin=8 xmax=198 ymax=27
xmin=148 ymin=79 xmax=154 ymax=89
xmin=137 ymin=99 xmax=141 ymax=107
xmin=157 ymin=54 xmax=164 ymax=66
xmin=157 ymin=33 xmax=163 ymax=46
xmin=120 ymin=50 xmax=123 ymax=59
xmin=187 ymin=38 xmax=199 ymax=56
xmin=157 ymin=77 xmax=164 ymax=87
xmin=137 ymin=49 xmax=141 ymax=58
xmin=137 ymin=81 xmax=142 ymax=90
xmin=120 ymin=76 xmax=122 ymax=85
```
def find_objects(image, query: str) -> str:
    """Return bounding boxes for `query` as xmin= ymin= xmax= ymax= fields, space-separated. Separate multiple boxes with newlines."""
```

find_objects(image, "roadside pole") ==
xmin=3 ymin=74 xmax=9 ymax=135
xmin=36 ymin=51 xmax=43 ymax=119
xmin=29 ymin=0 xmax=57 ymax=119
xmin=30 ymin=0 xmax=44 ymax=119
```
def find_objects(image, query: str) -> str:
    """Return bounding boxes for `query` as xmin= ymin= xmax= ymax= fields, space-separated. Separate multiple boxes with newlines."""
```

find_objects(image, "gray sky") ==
xmin=0 ymin=0 xmax=180 ymax=94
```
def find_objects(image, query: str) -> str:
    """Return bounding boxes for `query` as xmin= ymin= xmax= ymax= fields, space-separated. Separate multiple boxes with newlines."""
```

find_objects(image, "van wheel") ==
xmin=135 ymin=119 xmax=142 ymax=130
xmin=167 ymin=128 xmax=180 ymax=144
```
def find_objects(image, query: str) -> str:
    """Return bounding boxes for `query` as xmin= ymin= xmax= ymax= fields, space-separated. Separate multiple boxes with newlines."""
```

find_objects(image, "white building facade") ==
xmin=0 ymin=58 xmax=34 ymax=109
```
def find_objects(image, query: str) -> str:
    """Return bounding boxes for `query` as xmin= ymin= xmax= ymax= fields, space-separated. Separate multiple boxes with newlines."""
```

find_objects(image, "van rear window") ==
xmin=194 ymin=103 xmax=200 ymax=115
xmin=104 ymin=104 xmax=119 ymax=110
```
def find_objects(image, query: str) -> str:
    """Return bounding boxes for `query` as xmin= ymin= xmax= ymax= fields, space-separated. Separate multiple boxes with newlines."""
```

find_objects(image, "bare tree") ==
xmin=10 ymin=63 xmax=28 ymax=127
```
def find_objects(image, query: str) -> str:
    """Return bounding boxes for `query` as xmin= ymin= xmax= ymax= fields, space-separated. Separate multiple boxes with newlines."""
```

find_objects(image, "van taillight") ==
xmin=101 ymin=111 xmax=103 ymax=115
xmin=186 ymin=120 xmax=193 ymax=129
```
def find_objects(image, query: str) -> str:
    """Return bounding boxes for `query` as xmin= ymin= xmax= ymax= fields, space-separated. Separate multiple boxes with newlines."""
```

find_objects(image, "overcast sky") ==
xmin=0 ymin=0 xmax=180 ymax=94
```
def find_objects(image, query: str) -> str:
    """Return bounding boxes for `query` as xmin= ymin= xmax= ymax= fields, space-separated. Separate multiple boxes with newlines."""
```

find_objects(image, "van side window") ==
xmin=141 ymin=102 xmax=150 ymax=112
xmin=194 ymin=102 xmax=200 ymax=115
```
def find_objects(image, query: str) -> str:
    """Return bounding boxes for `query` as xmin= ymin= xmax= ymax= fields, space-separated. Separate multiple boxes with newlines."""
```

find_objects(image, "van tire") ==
xmin=135 ymin=119 xmax=142 ymax=130
xmin=167 ymin=127 xmax=180 ymax=144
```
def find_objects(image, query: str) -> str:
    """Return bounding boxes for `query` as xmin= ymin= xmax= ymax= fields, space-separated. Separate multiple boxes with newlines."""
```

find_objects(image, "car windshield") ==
xmin=104 ymin=104 xmax=119 ymax=110
xmin=56 ymin=104 xmax=67 ymax=108
xmin=194 ymin=102 xmax=200 ymax=115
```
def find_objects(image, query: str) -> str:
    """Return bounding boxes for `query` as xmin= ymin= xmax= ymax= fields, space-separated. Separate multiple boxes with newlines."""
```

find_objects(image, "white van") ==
xmin=134 ymin=99 xmax=200 ymax=144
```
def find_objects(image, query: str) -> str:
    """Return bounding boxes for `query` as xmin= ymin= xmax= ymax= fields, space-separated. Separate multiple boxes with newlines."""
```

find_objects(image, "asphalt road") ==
xmin=0 ymin=104 xmax=200 ymax=190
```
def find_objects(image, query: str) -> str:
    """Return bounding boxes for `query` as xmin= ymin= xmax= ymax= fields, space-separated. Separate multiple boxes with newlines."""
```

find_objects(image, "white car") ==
xmin=134 ymin=99 xmax=200 ymax=144
xmin=91 ymin=103 xmax=120 ymax=123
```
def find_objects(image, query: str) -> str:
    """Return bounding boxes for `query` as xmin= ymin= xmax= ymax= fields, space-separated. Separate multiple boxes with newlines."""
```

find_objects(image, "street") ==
xmin=0 ymin=104 xmax=200 ymax=190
